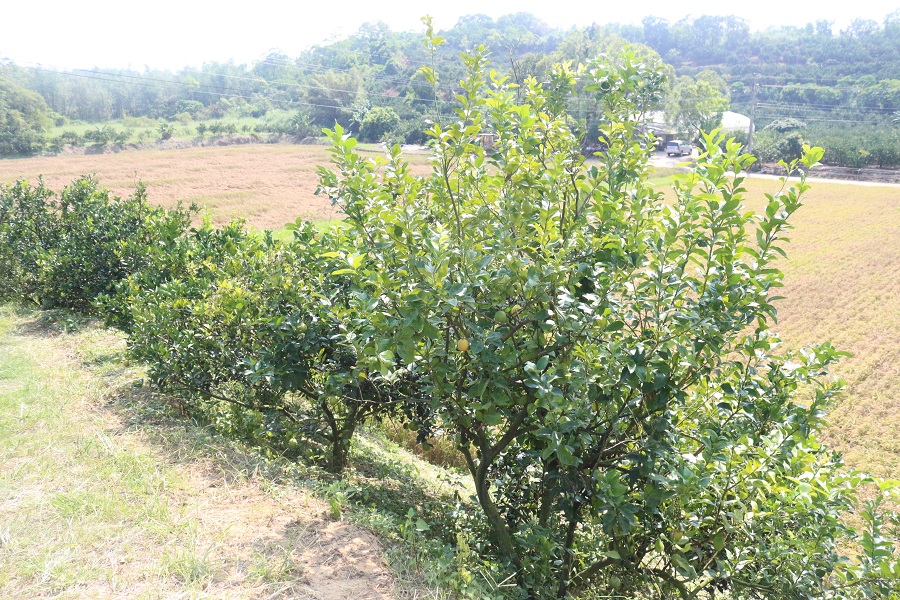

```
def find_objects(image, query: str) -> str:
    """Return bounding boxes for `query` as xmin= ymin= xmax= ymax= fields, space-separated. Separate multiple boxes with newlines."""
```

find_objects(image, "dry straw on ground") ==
xmin=0 ymin=309 xmax=398 ymax=599
xmin=0 ymin=144 xmax=432 ymax=230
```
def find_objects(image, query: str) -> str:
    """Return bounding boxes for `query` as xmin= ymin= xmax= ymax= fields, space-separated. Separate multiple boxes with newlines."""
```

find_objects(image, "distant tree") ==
xmin=157 ymin=120 xmax=175 ymax=140
xmin=175 ymin=100 xmax=204 ymax=116
xmin=845 ymin=18 xmax=879 ymax=38
xmin=815 ymin=19 xmax=834 ymax=36
xmin=857 ymin=79 xmax=900 ymax=110
xmin=304 ymin=71 xmax=362 ymax=129
xmin=764 ymin=117 xmax=807 ymax=133
xmin=357 ymin=106 xmax=400 ymax=142
xmin=642 ymin=16 xmax=673 ymax=54
xmin=666 ymin=71 xmax=729 ymax=140
xmin=0 ymin=76 xmax=50 ymax=156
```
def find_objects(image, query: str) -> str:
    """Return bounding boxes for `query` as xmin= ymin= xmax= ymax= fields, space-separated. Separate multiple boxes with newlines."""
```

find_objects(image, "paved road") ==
xmin=648 ymin=149 xmax=696 ymax=168
xmin=648 ymin=151 xmax=900 ymax=188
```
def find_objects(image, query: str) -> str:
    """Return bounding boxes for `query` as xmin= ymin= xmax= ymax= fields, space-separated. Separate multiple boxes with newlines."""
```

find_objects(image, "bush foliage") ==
xmin=0 ymin=177 xmax=191 ymax=312
xmin=1 ymin=48 xmax=898 ymax=600
xmin=316 ymin=46 xmax=900 ymax=598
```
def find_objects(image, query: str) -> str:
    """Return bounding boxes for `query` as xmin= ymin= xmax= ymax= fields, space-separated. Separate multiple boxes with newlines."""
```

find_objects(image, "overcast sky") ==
xmin=3 ymin=0 xmax=898 ymax=71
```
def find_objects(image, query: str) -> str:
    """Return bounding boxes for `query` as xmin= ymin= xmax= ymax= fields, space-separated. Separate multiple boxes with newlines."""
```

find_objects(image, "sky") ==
xmin=2 ymin=0 xmax=898 ymax=72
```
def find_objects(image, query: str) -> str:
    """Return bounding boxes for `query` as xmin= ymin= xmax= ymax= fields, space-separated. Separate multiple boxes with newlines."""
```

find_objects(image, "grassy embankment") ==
xmin=0 ymin=306 xmax=472 ymax=598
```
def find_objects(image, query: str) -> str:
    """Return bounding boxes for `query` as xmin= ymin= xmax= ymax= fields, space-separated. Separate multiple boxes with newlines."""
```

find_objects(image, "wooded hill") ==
xmin=1 ymin=11 xmax=898 ymax=166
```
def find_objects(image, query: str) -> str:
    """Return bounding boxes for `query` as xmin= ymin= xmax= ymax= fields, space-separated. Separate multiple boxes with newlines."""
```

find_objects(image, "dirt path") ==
xmin=0 ymin=309 xmax=396 ymax=599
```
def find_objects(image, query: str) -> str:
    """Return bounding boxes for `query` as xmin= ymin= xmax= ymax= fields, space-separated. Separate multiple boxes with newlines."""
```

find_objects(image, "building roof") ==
xmin=721 ymin=111 xmax=751 ymax=133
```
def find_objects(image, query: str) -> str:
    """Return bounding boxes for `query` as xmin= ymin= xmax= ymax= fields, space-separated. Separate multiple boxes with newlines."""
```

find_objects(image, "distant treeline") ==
xmin=1 ymin=11 xmax=898 ymax=166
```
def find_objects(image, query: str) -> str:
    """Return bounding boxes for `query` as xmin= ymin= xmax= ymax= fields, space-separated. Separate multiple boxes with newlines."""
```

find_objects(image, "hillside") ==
xmin=0 ymin=307 xmax=401 ymax=598
xmin=2 ymin=11 xmax=898 ymax=168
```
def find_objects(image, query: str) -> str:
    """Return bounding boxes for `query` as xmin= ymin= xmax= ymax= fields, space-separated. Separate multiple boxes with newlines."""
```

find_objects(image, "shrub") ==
xmin=157 ymin=120 xmax=175 ymax=140
xmin=124 ymin=221 xmax=426 ymax=472
xmin=55 ymin=130 xmax=84 ymax=146
xmin=0 ymin=177 xmax=192 ymax=313
xmin=764 ymin=117 xmax=807 ymax=133
xmin=0 ymin=179 xmax=59 ymax=302
xmin=0 ymin=77 xmax=49 ymax=156
xmin=84 ymin=125 xmax=120 ymax=146
xmin=357 ymin=106 xmax=401 ymax=142
xmin=317 ymin=46 xmax=900 ymax=598
xmin=175 ymin=100 xmax=204 ymax=116
xmin=753 ymin=129 xmax=806 ymax=164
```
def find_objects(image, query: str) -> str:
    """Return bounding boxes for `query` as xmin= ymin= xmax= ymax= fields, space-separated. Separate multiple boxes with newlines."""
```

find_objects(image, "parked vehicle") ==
xmin=666 ymin=140 xmax=692 ymax=156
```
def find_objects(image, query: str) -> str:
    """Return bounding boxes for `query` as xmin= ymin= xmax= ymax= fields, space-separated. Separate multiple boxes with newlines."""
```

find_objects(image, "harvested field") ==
xmin=743 ymin=178 xmax=900 ymax=477
xmin=0 ymin=144 xmax=434 ymax=230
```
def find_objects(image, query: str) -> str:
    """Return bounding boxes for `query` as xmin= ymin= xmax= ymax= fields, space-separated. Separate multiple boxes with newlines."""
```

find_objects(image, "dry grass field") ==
xmin=740 ymin=178 xmax=900 ymax=477
xmin=1 ymin=146 xmax=898 ymax=478
xmin=0 ymin=143 xmax=433 ymax=230
xmin=654 ymin=174 xmax=900 ymax=476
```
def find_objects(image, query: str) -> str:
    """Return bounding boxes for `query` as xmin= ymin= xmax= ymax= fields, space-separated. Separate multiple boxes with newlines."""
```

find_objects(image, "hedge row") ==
xmin=0 ymin=178 xmax=421 ymax=474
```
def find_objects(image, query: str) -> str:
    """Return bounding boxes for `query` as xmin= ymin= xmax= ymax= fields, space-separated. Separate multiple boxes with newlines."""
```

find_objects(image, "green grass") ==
xmin=47 ymin=120 xmax=156 ymax=145
xmin=46 ymin=115 xmax=273 ymax=147
xmin=0 ymin=305 xmax=475 ymax=598
xmin=0 ymin=309 xmax=188 ymax=596
xmin=0 ymin=308 xmax=295 ymax=596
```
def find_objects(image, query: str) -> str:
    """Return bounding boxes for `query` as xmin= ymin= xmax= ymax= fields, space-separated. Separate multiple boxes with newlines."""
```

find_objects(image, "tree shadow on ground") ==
xmin=10 ymin=307 xmax=446 ymax=599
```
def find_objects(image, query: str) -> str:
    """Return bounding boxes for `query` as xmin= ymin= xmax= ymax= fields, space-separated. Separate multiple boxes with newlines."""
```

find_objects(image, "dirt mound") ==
xmin=294 ymin=516 xmax=395 ymax=599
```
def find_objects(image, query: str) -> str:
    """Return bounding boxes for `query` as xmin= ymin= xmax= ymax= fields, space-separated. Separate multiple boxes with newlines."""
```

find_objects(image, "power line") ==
xmin=759 ymin=83 xmax=870 ymax=91
xmin=254 ymin=55 xmax=436 ymax=91
xmin=77 ymin=65 xmax=440 ymax=107
xmin=756 ymin=101 xmax=897 ymax=114
xmin=183 ymin=64 xmax=450 ymax=106
xmin=14 ymin=63 xmax=469 ymax=128
xmin=754 ymin=112 xmax=877 ymax=124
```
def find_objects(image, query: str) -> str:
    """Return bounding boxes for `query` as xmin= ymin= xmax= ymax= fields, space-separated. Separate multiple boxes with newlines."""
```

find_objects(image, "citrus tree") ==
xmin=0 ymin=176 xmax=191 ymax=313
xmin=125 ymin=220 xmax=423 ymax=472
xmin=317 ymin=46 xmax=900 ymax=598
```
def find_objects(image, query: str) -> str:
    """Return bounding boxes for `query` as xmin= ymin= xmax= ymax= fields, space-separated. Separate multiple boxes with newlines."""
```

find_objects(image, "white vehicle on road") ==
xmin=665 ymin=140 xmax=692 ymax=157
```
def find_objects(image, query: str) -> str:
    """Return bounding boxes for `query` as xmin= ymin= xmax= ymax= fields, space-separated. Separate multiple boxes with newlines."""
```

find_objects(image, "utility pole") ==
xmin=747 ymin=76 xmax=758 ymax=154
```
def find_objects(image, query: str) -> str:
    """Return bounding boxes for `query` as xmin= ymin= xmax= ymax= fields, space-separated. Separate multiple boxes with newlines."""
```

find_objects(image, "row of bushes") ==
xmin=750 ymin=120 xmax=900 ymax=168
xmin=2 ymin=49 xmax=899 ymax=599
xmin=0 ymin=176 xmax=414 ymax=473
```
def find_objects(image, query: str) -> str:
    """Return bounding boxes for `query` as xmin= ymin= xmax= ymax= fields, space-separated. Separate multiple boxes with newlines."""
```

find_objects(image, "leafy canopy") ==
xmin=317 ymin=44 xmax=900 ymax=599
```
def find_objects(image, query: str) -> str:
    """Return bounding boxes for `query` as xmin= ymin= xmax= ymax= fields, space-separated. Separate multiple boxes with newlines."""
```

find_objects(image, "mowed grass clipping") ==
xmin=0 ymin=308 xmax=401 ymax=599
